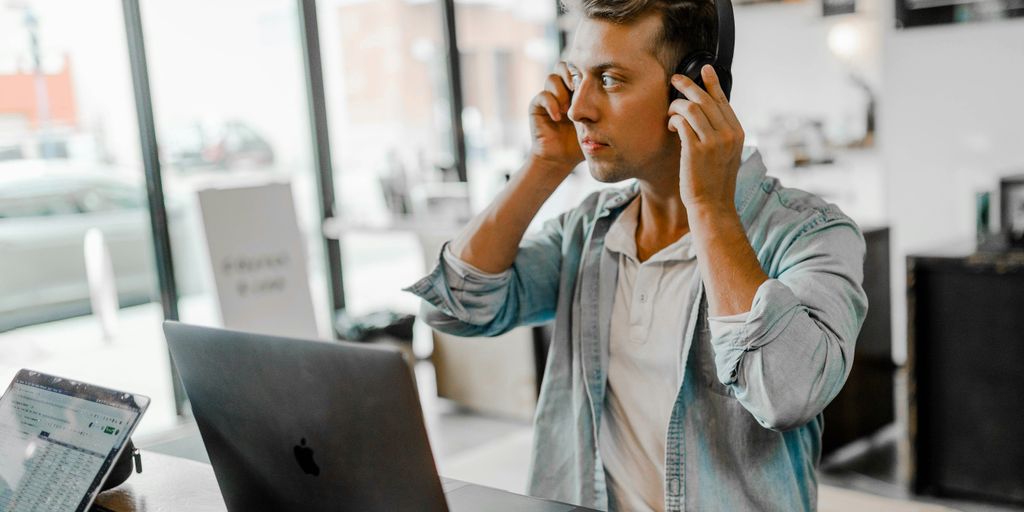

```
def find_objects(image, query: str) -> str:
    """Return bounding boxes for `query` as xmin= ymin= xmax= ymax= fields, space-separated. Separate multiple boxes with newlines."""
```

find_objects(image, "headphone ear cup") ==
xmin=672 ymin=51 xmax=715 ymax=101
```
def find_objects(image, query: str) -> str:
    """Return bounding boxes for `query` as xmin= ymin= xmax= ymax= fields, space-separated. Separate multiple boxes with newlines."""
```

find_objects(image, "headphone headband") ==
xmin=715 ymin=0 xmax=735 ymax=98
xmin=672 ymin=0 xmax=735 ymax=101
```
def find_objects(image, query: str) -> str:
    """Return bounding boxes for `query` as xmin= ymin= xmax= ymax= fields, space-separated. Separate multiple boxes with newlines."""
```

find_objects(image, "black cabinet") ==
xmin=907 ymin=249 xmax=1024 ymax=505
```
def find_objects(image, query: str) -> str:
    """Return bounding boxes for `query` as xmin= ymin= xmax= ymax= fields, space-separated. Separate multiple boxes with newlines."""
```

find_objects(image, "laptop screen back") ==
xmin=163 ymin=321 xmax=449 ymax=512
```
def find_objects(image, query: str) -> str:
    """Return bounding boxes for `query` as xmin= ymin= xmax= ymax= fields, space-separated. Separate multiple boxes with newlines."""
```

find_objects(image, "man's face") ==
xmin=566 ymin=13 xmax=678 ymax=183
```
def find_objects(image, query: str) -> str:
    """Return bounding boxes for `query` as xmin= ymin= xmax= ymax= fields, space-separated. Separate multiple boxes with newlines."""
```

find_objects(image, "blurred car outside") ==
xmin=164 ymin=120 xmax=275 ymax=172
xmin=0 ymin=159 xmax=202 ymax=332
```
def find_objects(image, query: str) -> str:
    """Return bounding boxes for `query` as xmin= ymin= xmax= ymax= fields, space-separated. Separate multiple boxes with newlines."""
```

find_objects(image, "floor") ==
xmin=818 ymin=425 xmax=1024 ymax=512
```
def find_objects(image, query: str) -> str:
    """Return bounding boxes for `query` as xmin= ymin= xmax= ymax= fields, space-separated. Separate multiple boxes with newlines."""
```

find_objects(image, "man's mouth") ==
xmin=580 ymin=137 xmax=609 ymax=153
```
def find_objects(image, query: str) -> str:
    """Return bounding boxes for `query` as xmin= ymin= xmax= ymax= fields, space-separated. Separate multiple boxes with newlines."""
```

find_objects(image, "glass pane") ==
xmin=317 ymin=0 xmax=455 ymax=323
xmin=320 ymin=0 xmax=456 ymax=222
xmin=0 ymin=1 xmax=176 ymax=435
xmin=455 ymin=0 xmax=559 ymax=208
xmin=141 ymin=0 xmax=332 ymax=337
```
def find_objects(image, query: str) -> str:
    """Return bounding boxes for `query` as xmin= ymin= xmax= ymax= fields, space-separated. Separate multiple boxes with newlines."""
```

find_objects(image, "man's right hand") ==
xmin=528 ymin=62 xmax=584 ymax=174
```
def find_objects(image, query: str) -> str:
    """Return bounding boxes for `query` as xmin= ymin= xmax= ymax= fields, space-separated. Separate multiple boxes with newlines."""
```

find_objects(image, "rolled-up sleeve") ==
xmin=708 ymin=311 xmax=749 ymax=340
xmin=403 ymin=214 xmax=566 ymax=338
xmin=709 ymin=217 xmax=868 ymax=432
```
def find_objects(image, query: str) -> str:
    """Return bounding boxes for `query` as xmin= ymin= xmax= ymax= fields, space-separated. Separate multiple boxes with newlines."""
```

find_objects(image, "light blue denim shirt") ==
xmin=405 ymin=148 xmax=868 ymax=511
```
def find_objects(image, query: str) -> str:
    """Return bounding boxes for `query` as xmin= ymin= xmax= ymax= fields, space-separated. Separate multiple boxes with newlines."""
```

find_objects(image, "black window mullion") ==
xmin=121 ymin=0 xmax=187 ymax=415
xmin=440 ymin=0 xmax=468 ymax=183
xmin=298 ymin=0 xmax=347 ymax=319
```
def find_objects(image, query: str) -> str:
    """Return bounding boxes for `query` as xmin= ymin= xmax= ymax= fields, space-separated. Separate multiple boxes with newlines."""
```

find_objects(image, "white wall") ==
xmin=880 ymin=14 xmax=1024 ymax=362
xmin=882 ymin=17 xmax=1024 ymax=253
xmin=731 ymin=0 xmax=1024 ymax=363
xmin=731 ymin=0 xmax=879 ymax=143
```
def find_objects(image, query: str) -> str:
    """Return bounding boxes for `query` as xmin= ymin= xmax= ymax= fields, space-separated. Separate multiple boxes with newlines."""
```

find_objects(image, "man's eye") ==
xmin=601 ymin=75 xmax=619 ymax=87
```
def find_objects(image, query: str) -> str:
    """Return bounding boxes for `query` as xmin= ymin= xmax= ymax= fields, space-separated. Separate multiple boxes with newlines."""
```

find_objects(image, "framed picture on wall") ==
xmin=1001 ymin=175 xmax=1024 ymax=248
xmin=896 ymin=0 xmax=1024 ymax=28
xmin=734 ymin=0 xmax=803 ymax=5
xmin=823 ymin=0 xmax=856 ymax=16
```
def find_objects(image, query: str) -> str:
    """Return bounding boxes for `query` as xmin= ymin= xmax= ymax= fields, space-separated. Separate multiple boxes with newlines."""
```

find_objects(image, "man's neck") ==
xmin=635 ymin=178 xmax=690 ymax=263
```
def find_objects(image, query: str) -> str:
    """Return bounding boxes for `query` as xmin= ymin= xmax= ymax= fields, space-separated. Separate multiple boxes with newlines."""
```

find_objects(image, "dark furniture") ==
xmin=906 ymin=247 xmax=1024 ymax=505
xmin=822 ymin=226 xmax=894 ymax=455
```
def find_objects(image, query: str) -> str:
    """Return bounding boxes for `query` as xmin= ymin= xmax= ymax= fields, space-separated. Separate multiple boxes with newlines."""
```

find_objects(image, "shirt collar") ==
xmin=604 ymin=196 xmax=639 ymax=258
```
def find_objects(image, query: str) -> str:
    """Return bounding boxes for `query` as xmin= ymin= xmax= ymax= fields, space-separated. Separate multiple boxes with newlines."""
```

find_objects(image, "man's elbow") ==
xmin=420 ymin=301 xmax=454 ymax=327
xmin=753 ymin=405 xmax=819 ymax=432
xmin=419 ymin=302 xmax=481 ymax=336
xmin=418 ymin=301 xmax=512 ymax=338
xmin=745 ymin=370 xmax=843 ymax=432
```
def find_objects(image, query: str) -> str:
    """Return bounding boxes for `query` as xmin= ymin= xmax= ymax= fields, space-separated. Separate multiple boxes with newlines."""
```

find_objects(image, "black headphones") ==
xmin=671 ymin=0 xmax=735 ymax=102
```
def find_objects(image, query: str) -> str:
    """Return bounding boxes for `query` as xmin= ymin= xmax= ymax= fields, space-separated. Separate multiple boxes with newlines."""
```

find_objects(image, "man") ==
xmin=405 ymin=0 xmax=867 ymax=509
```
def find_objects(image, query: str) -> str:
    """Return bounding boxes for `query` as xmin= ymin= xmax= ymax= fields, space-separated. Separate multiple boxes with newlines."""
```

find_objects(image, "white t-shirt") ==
xmin=598 ymin=197 xmax=701 ymax=512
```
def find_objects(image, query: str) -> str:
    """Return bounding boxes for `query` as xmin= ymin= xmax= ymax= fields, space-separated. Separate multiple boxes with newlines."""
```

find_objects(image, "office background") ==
xmin=1 ymin=0 xmax=1022 ymax=509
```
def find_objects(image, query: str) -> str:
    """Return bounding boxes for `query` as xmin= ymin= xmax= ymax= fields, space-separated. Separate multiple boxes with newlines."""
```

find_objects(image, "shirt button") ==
xmin=639 ymin=293 xmax=647 ymax=303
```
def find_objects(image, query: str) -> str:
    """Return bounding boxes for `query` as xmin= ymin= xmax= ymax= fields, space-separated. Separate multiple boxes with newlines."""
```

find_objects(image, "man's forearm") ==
xmin=688 ymin=203 xmax=768 ymax=316
xmin=450 ymin=158 xmax=570 ymax=274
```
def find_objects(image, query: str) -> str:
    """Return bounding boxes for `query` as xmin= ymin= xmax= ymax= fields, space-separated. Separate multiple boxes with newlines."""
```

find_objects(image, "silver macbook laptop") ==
xmin=163 ymin=321 xmax=595 ymax=511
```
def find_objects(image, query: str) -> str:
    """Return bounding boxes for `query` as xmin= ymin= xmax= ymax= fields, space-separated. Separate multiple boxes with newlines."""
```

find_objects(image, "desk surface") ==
xmin=92 ymin=452 xmax=226 ymax=512
xmin=91 ymin=451 xmax=958 ymax=512
xmin=91 ymin=451 xmax=592 ymax=512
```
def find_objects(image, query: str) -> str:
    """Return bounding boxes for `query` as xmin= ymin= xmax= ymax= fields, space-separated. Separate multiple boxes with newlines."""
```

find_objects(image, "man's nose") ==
xmin=567 ymin=79 xmax=598 ymax=124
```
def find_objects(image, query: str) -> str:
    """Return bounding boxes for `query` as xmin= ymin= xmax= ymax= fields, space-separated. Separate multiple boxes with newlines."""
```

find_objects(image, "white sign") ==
xmin=197 ymin=182 xmax=320 ymax=340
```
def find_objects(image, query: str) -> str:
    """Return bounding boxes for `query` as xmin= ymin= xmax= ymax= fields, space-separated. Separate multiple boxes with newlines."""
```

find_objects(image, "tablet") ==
xmin=0 ymin=369 xmax=150 ymax=512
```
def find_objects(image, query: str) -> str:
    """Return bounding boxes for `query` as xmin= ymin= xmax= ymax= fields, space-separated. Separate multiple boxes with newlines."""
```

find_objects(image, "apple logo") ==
xmin=293 ymin=438 xmax=320 ymax=476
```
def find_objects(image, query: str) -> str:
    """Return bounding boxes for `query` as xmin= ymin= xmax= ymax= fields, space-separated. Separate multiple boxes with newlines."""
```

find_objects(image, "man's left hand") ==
xmin=668 ymin=64 xmax=745 ymax=211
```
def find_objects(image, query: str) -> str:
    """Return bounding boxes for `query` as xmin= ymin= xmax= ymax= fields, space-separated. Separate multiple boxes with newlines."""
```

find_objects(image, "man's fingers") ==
xmin=670 ymin=73 xmax=714 ymax=106
xmin=543 ymin=73 xmax=573 ymax=115
xmin=701 ymin=65 xmax=729 ymax=104
xmin=554 ymin=61 xmax=574 ymax=92
xmin=668 ymin=99 xmax=714 ymax=141
xmin=670 ymin=74 xmax=729 ymax=132
xmin=668 ymin=115 xmax=698 ymax=145
xmin=700 ymin=65 xmax=742 ymax=130
xmin=531 ymin=91 xmax=564 ymax=122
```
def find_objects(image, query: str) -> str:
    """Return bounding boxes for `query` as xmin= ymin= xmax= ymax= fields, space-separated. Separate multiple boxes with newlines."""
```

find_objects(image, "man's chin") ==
xmin=586 ymin=160 xmax=632 ymax=183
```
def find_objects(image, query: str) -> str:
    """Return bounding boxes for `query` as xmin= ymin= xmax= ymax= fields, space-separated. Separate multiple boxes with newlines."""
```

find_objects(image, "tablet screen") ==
xmin=0 ymin=370 xmax=149 ymax=512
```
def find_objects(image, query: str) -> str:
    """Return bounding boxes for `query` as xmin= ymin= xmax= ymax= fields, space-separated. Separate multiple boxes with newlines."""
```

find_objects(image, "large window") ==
xmin=315 ymin=0 xmax=561 ymax=339
xmin=0 ymin=0 xmax=564 ymax=428
xmin=455 ymin=0 xmax=559 ymax=208
xmin=320 ymin=0 xmax=457 ymax=221
xmin=316 ymin=0 xmax=460 ymax=327
xmin=141 ymin=0 xmax=332 ymax=336
xmin=0 ymin=0 xmax=177 ymax=436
